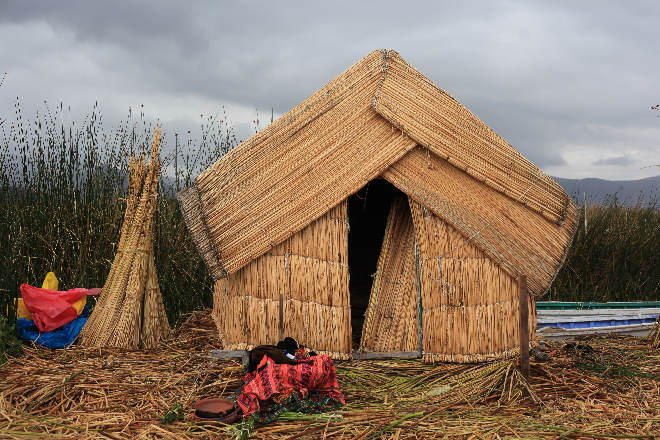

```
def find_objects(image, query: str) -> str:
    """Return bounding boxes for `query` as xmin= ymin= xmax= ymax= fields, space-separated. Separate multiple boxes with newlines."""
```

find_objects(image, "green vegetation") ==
xmin=576 ymin=363 xmax=658 ymax=381
xmin=548 ymin=200 xmax=659 ymax=302
xmin=160 ymin=403 xmax=184 ymax=424
xmin=0 ymin=314 xmax=22 ymax=364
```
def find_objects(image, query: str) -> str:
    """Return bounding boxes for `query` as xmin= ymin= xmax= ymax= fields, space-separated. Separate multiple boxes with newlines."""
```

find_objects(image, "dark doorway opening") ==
xmin=347 ymin=179 xmax=406 ymax=348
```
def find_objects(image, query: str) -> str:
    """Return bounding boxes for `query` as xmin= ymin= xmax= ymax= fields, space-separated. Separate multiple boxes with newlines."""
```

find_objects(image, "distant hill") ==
xmin=552 ymin=175 xmax=660 ymax=206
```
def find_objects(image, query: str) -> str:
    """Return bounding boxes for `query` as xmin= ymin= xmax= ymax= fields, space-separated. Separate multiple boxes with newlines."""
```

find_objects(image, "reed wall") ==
xmin=213 ymin=201 xmax=352 ymax=359
xmin=360 ymin=197 xmax=419 ymax=352
xmin=409 ymin=200 xmax=536 ymax=363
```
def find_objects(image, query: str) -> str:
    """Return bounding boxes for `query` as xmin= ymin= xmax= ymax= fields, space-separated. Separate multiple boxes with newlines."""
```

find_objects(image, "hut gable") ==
xmin=178 ymin=50 xmax=577 ymax=298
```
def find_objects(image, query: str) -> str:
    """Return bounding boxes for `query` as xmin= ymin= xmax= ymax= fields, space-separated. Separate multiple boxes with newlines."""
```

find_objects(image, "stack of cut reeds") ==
xmin=81 ymin=128 xmax=169 ymax=348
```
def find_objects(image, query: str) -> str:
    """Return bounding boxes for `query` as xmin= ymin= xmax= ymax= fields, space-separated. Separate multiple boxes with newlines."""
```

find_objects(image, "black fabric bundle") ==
xmin=247 ymin=337 xmax=317 ymax=373
xmin=276 ymin=337 xmax=299 ymax=353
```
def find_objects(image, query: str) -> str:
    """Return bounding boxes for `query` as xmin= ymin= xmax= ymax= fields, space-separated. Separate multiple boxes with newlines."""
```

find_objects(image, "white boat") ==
xmin=535 ymin=303 xmax=659 ymax=340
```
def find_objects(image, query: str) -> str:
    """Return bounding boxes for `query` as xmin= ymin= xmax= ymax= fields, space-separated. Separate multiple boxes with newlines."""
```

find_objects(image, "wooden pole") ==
xmin=280 ymin=254 xmax=287 ymax=341
xmin=415 ymin=243 xmax=424 ymax=353
xmin=519 ymin=275 xmax=530 ymax=380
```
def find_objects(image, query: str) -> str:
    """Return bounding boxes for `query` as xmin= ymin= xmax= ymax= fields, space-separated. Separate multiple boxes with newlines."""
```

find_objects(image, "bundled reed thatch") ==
xmin=81 ymin=128 xmax=169 ymax=348
xmin=383 ymin=146 xmax=577 ymax=298
xmin=177 ymin=49 xmax=576 ymax=361
xmin=360 ymin=197 xmax=419 ymax=352
xmin=372 ymin=51 xmax=569 ymax=224
xmin=177 ymin=50 xmax=575 ymax=284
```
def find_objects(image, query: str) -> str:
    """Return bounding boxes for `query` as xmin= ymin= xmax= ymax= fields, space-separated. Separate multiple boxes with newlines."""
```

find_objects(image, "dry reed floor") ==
xmin=0 ymin=311 xmax=658 ymax=439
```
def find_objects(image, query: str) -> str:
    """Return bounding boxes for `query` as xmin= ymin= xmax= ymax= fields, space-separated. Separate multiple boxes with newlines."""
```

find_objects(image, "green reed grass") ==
xmin=548 ymin=197 xmax=659 ymax=302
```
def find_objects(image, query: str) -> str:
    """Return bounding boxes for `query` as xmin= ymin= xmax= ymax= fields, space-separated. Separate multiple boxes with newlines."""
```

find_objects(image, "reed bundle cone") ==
xmin=80 ymin=128 xmax=169 ymax=348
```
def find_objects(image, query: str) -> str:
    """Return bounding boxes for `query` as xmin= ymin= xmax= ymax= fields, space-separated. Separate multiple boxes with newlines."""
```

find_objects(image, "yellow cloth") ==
xmin=41 ymin=272 xmax=59 ymax=290
xmin=15 ymin=272 xmax=86 ymax=320
xmin=16 ymin=298 xmax=32 ymax=319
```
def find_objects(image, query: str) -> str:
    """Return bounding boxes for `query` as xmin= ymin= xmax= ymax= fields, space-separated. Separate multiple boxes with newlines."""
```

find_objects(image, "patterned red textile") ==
xmin=236 ymin=354 xmax=344 ymax=416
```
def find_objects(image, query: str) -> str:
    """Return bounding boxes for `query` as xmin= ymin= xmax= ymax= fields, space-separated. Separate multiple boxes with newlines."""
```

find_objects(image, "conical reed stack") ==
xmin=81 ymin=127 xmax=169 ymax=348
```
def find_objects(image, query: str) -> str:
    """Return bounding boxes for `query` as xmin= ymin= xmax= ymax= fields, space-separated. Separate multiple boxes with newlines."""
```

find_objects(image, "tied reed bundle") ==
xmin=80 ymin=128 xmax=169 ymax=348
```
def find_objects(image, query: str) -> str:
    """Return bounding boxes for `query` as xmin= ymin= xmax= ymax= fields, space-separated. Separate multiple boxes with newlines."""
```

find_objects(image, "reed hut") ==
xmin=177 ymin=50 xmax=578 ymax=362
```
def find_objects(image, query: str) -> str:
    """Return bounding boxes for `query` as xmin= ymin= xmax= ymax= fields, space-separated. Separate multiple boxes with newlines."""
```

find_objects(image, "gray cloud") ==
xmin=0 ymin=0 xmax=659 ymax=179
xmin=593 ymin=154 xmax=635 ymax=167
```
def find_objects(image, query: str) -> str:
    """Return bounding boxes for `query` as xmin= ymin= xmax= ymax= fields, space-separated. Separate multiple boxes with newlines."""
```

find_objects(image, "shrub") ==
xmin=0 ymin=314 xmax=22 ymax=365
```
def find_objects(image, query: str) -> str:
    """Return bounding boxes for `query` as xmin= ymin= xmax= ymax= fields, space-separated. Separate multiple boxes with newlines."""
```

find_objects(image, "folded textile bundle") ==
xmin=19 ymin=284 xmax=89 ymax=333
xmin=16 ymin=306 xmax=90 ymax=349
xmin=15 ymin=272 xmax=100 ymax=348
xmin=235 ymin=353 xmax=344 ymax=423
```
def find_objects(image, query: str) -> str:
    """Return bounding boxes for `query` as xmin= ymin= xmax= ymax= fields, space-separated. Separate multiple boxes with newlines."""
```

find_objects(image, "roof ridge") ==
xmin=371 ymin=49 xmax=390 ymax=109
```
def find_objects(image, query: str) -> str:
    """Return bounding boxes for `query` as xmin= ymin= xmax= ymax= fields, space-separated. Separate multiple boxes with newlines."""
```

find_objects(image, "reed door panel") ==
xmin=360 ymin=197 xmax=420 ymax=352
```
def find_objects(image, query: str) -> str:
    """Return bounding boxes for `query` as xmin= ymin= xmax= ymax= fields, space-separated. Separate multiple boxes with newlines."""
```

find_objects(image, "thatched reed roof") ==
xmin=178 ymin=49 xmax=577 ymax=297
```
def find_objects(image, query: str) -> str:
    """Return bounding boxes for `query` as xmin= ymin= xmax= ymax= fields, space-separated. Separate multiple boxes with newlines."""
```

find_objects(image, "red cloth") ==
xmin=20 ymin=284 xmax=88 ymax=332
xmin=236 ymin=354 xmax=344 ymax=416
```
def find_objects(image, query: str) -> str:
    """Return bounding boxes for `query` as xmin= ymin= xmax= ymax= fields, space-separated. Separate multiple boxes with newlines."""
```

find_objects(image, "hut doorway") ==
xmin=347 ymin=179 xmax=407 ymax=348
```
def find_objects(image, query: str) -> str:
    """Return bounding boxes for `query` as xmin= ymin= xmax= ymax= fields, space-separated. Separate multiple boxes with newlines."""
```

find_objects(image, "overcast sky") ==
xmin=1 ymin=1 xmax=658 ymax=180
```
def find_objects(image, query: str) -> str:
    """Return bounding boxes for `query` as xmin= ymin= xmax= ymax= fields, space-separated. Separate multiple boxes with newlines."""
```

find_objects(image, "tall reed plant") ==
xmin=1 ymin=93 xmax=658 ymax=332
xmin=548 ymin=196 xmax=660 ymax=302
